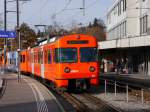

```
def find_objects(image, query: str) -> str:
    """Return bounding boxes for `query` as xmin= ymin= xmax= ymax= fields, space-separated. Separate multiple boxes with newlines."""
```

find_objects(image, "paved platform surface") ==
xmin=100 ymin=73 xmax=150 ymax=88
xmin=0 ymin=73 xmax=64 ymax=112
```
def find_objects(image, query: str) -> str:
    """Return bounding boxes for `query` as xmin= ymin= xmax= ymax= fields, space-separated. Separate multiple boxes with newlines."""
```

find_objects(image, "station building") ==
xmin=99 ymin=0 xmax=150 ymax=75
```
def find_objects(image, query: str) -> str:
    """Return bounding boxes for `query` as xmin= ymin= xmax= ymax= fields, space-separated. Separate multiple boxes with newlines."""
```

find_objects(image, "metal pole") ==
xmin=141 ymin=89 xmax=144 ymax=104
xmin=126 ymin=84 xmax=128 ymax=102
xmin=105 ymin=80 xmax=107 ymax=94
xmin=16 ymin=0 xmax=20 ymax=82
xmin=115 ymin=81 xmax=117 ymax=97
xmin=4 ymin=0 xmax=7 ymax=73
xmin=83 ymin=0 xmax=85 ymax=16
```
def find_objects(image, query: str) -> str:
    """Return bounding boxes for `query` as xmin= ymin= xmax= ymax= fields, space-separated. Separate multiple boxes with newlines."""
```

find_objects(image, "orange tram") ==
xmin=20 ymin=34 xmax=99 ymax=90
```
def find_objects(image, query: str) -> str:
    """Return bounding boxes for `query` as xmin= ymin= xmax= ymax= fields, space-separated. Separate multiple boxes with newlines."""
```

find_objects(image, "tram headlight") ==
xmin=89 ymin=66 xmax=95 ymax=72
xmin=64 ymin=67 xmax=71 ymax=73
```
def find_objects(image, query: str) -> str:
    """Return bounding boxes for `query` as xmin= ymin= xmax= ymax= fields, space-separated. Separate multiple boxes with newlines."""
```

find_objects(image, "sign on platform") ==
xmin=0 ymin=30 xmax=16 ymax=38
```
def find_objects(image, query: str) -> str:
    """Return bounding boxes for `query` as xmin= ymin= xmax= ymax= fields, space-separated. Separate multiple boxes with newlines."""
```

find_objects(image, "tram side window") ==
xmin=34 ymin=52 xmax=38 ymax=63
xmin=44 ymin=50 xmax=47 ymax=64
xmin=41 ymin=51 xmax=43 ymax=64
xmin=36 ymin=52 xmax=38 ymax=63
xmin=48 ymin=50 xmax=51 ymax=64
xmin=30 ymin=53 xmax=31 ymax=63
xmin=23 ymin=55 xmax=25 ymax=63
xmin=20 ymin=55 xmax=22 ymax=63
xmin=38 ymin=51 xmax=41 ymax=64
xmin=32 ymin=53 xmax=34 ymax=63
xmin=34 ymin=53 xmax=36 ymax=63
xmin=26 ymin=54 xmax=28 ymax=62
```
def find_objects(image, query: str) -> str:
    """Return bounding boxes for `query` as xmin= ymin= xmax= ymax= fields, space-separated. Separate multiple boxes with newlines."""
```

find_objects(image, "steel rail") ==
xmin=79 ymin=93 xmax=124 ymax=112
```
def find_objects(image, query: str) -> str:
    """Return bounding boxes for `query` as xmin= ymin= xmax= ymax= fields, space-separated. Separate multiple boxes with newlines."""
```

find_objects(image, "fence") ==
xmin=100 ymin=78 xmax=150 ymax=104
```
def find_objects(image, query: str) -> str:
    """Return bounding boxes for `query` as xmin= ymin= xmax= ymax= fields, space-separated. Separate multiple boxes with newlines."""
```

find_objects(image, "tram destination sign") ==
xmin=0 ymin=30 xmax=16 ymax=38
xmin=67 ymin=40 xmax=89 ymax=44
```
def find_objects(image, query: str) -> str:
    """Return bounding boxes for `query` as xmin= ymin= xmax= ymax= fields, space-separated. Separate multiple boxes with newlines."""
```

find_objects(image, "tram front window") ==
xmin=55 ymin=48 xmax=77 ymax=63
xmin=80 ymin=47 xmax=98 ymax=62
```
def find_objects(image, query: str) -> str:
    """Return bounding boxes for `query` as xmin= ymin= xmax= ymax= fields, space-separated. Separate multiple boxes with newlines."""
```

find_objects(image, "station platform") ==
xmin=0 ymin=73 xmax=64 ymax=112
xmin=100 ymin=73 xmax=150 ymax=88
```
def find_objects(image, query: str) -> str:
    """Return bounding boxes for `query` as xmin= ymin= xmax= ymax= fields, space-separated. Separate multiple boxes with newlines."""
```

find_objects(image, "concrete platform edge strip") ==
xmin=23 ymin=77 xmax=66 ymax=112
xmin=45 ymin=88 xmax=66 ymax=112
xmin=0 ymin=79 xmax=6 ymax=99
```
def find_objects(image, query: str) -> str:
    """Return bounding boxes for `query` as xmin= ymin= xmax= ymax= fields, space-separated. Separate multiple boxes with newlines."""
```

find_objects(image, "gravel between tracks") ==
xmin=93 ymin=93 xmax=150 ymax=112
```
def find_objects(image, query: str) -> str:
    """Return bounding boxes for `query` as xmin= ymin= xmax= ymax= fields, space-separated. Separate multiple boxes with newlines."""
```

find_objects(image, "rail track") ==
xmin=57 ymin=91 xmax=124 ymax=112
xmin=62 ymin=92 xmax=90 ymax=112
xmin=42 ymin=81 xmax=123 ymax=112
xmin=78 ymin=93 xmax=123 ymax=112
xmin=29 ymin=75 xmax=124 ymax=112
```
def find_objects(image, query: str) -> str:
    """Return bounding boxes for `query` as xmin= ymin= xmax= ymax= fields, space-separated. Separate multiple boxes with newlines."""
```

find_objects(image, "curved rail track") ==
xmin=62 ymin=92 xmax=90 ymax=112
xmin=58 ymin=91 xmax=124 ymax=112
xmin=30 ymin=75 xmax=125 ymax=112
xmin=78 ymin=93 xmax=123 ymax=112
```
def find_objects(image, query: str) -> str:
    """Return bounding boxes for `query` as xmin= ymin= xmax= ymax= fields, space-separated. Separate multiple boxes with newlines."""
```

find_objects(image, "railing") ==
xmin=100 ymin=78 xmax=150 ymax=104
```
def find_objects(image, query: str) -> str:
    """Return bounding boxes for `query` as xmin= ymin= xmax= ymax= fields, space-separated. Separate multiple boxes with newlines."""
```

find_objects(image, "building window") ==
xmin=120 ymin=1 xmax=122 ymax=15
xmin=123 ymin=21 xmax=127 ymax=37
xmin=107 ymin=21 xmax=126 ymax=40
xmin=108 ymin=14 xmax=111 ymax=24
xmin=140 ymin=15 xmax=148 ymax=34
xmin=123 ymin=0 xmax=126 ymax=12
xmin=118 ymin=3 xmax=120 ymax=15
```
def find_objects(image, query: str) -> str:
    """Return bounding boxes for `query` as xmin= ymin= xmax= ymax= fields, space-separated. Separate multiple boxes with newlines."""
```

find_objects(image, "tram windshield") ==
xmin=80 ymin=47 xmax=98 ymax=62
xmin=55 ymin=48 xmax=77 ymax=63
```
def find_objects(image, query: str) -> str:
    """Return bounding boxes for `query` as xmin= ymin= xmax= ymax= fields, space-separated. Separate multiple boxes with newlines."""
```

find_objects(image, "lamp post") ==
xmin=83 ymin=0 xmax=85 ymax=16
xmin=3 ymin=0 xmax=7 ymax=74
xmin=16 ymin=0 xmax=31 ymax=82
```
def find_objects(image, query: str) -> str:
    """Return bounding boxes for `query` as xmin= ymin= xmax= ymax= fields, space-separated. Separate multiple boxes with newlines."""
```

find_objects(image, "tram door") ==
xmin=41 ymin=47 xmax=44 ymax=79
xmin=31 ymin=49 xmax=34 ymax=74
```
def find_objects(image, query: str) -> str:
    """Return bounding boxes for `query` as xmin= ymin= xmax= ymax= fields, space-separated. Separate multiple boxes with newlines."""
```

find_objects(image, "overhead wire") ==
xmin=21 ymin=0 xmax=107 ymax=30
xmin=63 ymin=0 xmax=101 ymax=25
xmin=41 ymin=0 xmax=73 ymax=24
xmin=86 ymin=0 xmax=99 ymax=9
xmin=25 ymin=0 xmax=51 ymax=24
xmin=54 ymin=0 xmax=72 ymax=16
xmin=56 ymin=0 xmax=103 ymax=29
xmin=62 ymin=10 xmax=82 ymax=27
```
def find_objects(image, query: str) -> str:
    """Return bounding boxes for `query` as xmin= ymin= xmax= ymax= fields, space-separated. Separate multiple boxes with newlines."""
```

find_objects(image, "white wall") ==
xmin=107 ymin=0 xmax=127 ymax=31
xmin=106 ymin=0 xmax=150 ymax=41
xmin=126 ymin=0 xmax=140 ymax=37
xmin=99 ymin=35 xmax=150 ymax=49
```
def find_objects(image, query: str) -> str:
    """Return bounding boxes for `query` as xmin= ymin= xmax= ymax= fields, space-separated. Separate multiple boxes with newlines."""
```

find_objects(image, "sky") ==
xmin=0 ymin=0 xmax=113 ymax=30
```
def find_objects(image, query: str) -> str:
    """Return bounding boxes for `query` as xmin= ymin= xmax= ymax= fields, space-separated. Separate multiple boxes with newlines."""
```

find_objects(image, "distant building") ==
xmin=99 ymin=0 xmax=150 ymax=75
